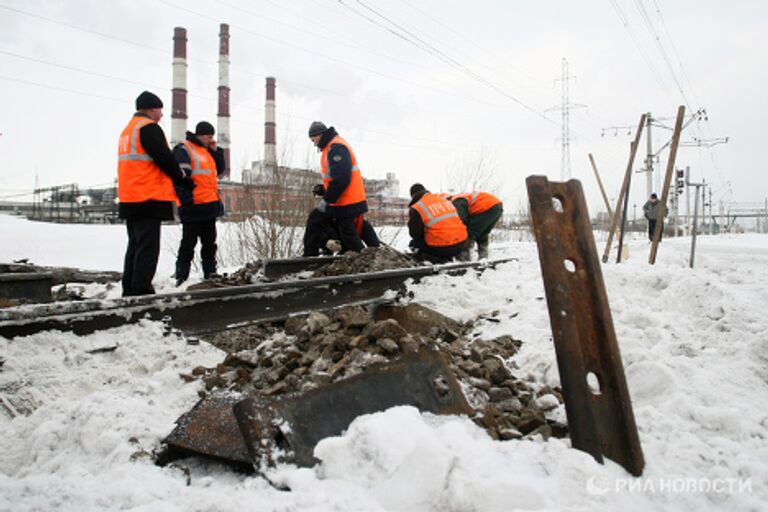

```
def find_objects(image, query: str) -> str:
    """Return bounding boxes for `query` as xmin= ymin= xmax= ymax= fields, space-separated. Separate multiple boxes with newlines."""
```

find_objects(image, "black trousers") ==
xmin=304 ymin=210 xmax=379 ymax=256
xmin=409 ymin=238 xmax=463 ymax=264
xmin=123 ymin=217 xmax=161 ymax=296
xmin=335 ymin=216 xmax=365 ymax=252
xmin=176 ymin=219 xmax=218 ymax=279
xmin=648 ymin=219 xmax=663 ymax=241
xmin=303 ymin=209 xmax=340 ymax=257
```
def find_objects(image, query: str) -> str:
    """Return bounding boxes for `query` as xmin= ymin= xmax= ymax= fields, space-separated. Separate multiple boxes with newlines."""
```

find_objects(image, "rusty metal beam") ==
xmin=0 ymin=272 xmax=53 ymax=303
xmin=261 ymin=256 xmax=341 ymax=280
xmin=234 ymin=349 xmax=472 ymax=468
xmin=526 ymin=175 xmax=644 ymax=476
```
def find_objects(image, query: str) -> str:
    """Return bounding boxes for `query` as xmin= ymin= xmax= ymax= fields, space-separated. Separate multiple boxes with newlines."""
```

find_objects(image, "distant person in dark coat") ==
xmin=643 ymin=193 xmax=667 ymax=241
xmin=173 ymin=121 xmax=227 ymax=285
xmin=117 ymin=91 xmax=192 ymax=296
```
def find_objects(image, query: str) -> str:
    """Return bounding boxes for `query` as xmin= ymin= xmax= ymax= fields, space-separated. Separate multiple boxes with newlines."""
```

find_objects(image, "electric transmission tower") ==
xmin=546 ymin=58 xmax=586 ymax=180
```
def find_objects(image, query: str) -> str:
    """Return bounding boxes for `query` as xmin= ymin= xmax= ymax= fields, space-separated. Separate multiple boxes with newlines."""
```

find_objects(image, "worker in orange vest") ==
xmin=448 ymin=191 xmax=503 ymax=259
xmin=117 ymin=91 xmax=192 ymax=296
xmin=173 ymin=121 xmax=227 ymax=285
xmin=308 ymin=121 xmax=378 ymax=253
xmin=408 ymin=183 xmax=468 ymax=263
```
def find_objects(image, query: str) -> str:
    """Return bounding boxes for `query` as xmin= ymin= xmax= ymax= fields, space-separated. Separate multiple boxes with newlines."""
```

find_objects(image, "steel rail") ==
xmin=0 ymin=258 xmax=516 ymax=339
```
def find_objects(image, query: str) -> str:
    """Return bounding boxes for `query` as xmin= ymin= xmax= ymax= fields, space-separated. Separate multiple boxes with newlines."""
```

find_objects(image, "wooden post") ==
xmin=601 ymin=114 xmax=647 ymax=263
xmin=588 ymin=153 xmax=612 ymax=218
xmin=616 ymin=164 xmax=634 ymax=263
xmin=649 ymin=105 xmax=685 ymax=264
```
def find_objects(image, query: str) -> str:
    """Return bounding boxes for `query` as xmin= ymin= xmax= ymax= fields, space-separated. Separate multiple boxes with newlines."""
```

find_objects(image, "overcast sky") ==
xmin=1 ymin=0 xmax=766 ymax=215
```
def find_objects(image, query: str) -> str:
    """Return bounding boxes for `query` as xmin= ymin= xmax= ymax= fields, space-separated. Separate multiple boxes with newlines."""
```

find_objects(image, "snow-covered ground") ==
xmin=1 ymin=213 xmax=766 ymax=511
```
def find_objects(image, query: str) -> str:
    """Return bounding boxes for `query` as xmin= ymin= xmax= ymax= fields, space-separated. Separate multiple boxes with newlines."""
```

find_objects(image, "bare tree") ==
xmin=221 ymin=137 xmax=318 ymax=263
xmin=445 ymin=147 xmax=504 ymax=195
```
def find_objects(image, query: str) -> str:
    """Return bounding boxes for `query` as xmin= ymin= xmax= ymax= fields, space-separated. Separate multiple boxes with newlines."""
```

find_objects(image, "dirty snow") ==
xmin=1 ymin=213 xmax=767 ymax=511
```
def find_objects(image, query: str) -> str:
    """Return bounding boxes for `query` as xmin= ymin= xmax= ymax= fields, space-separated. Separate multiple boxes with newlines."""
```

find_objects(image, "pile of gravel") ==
xmin=187 ymin=302 xmax=567 ymax=442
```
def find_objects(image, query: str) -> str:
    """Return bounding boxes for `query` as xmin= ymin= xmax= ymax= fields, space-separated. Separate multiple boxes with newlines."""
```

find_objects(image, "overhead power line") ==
xmin=158 ymin=0 xmax=518 ymax=112
xmin=632 ymin=0 xmax=693 ymax=112
xmin=336 ymin=0 xmax=553 ymax=123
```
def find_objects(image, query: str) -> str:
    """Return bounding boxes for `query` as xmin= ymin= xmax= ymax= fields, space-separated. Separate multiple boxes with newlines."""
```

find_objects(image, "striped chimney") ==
xmin=171 ymin=27 xmax=188 ymax=146
xmin=217 ymin=23 xmax=231 ymax=176
xmin=264 ymin=76 xmax=277 ymax=171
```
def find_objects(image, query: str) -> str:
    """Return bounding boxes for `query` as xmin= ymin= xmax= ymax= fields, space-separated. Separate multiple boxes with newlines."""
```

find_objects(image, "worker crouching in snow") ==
xmin=173 ymin=121 xmax=227 ymax=286
xmin=407 ymin=183 xmax=468 ymax=263
xmin=307 ymin=121 xmax=379 ymax=253
xmin=449 ymin=191 xmax=503 ymax=260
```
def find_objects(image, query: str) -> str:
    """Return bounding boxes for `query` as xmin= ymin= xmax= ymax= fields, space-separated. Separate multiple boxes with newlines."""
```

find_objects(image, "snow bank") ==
xmin=1 ymin=214 xmax=766 ymax=511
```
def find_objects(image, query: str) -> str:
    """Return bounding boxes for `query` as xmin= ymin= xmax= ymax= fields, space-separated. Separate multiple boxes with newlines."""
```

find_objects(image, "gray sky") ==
xmin=1 ymin=0 xmax=766 ymax=215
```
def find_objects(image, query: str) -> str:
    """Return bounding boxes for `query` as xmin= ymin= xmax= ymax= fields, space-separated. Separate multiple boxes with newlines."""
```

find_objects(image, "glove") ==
xmin=316 ymin=199 xmax=327 ymax=213
xmin=312 ymin=184 xmax=325 ymax=197
xmin=181 ymin=176 xmax=196 ymax=191
xmin=325 ymin=239 xmax=342 ymax=253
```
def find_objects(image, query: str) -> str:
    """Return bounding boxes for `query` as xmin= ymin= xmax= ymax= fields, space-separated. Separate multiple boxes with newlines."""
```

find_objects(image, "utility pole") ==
xmin=547 ymin=58 xmax=586 ymax=180
xmin=645 ymin=113 xmax=653 ymax=199
xmin=687 ymin=173 xmax=710 ymax=267
xmin=685 ymin=166 xmax=691 ymax=236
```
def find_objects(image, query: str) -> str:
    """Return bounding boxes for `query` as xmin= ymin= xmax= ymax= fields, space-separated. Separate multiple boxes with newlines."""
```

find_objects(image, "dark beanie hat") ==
xmin=195 ymin=121 xmax=215 ymax=136
xmin=308 ymin=121 xmax=327 ymax=137
xmin=135 ymin=91 xmax=163 ymax=110
xmin=409 ymin=183 xmax=426 ymax=197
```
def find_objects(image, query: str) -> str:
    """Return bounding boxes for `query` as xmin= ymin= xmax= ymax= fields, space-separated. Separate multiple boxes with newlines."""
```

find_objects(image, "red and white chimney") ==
xmin=171 ymin=27 xmax=188 ymax=146
xmin=265 ymin=76 xmax=277 ymax=170
xmin=217 ymin=23 xmax=231 ymax=175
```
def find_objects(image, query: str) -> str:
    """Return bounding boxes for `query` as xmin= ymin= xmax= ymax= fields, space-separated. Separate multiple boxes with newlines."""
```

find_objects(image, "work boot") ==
xmin=477 ymin=241 xmax=489 ymax=260
xmin=175 ymin=261 xmax=190 ymax=287
xmin=202 ymin=259 xmax=217 ymax=279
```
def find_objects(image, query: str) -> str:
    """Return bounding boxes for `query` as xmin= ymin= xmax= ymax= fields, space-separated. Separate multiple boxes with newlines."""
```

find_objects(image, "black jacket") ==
xmin=118 ymin=113 xmax=185 ymax=220
xmin=316 ymin=127 xmax=368 ymax=219
xmin=173 ymin=131 xmax=227 ymax=223
xmin=408 ymin=189 xmax=428 ymax=242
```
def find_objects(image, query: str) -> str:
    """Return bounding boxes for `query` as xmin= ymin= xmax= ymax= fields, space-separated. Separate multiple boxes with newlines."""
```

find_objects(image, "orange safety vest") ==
xmin=180 ymin=140 xmax=219 ymax=204
xmin=320 ymin=135 xmax=367 ymax=207
xmin=411 ymin=192 xmax=468 ymax=247
xmin=450 ymin=191 xmax=502 ymax=215
xmin=117 ymin=116 xmax=176 ymax=203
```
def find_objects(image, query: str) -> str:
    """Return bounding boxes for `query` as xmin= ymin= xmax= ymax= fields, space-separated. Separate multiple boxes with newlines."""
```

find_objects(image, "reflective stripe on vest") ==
xmin=181 ymin=140 xmax=219 ymax=205
xmin=451 ymin=191 xmax=501 ymax=215
xmin=117 ymin=115 xmax=175 ymax=203
xmin=412 ymin=192 xmax=467 ymax=247
xmin=320 ymin=135 xmax=367 ymax=207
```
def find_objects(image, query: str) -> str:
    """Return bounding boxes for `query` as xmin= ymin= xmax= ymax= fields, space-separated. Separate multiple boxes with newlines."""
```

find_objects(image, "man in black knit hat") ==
xmin=172 ymin=121 xmax=227 ymax=285
xmin=117 ymin=91 xmax=194 ymax=296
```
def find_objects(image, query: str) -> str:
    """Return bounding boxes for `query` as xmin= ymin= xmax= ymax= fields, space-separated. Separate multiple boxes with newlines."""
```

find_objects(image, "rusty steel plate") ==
xmin=526 ymin=175 xmax=645 ymax=476
xmin=162 ymin=393 xmax=251 ymax=467
xmin=234 ymin=349 xmax=472 ymax=468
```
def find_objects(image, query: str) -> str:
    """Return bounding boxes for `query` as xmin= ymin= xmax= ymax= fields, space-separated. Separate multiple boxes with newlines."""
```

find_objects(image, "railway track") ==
xmin=0 ymin=257 xmax=516 ymax=339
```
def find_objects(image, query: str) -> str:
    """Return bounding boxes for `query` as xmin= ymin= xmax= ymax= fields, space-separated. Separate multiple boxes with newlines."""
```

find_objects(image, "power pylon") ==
xmin=546 ymin=58 xmax=587 ymax=180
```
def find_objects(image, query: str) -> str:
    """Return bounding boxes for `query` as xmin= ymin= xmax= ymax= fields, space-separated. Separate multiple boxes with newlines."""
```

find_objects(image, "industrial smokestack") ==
xmin=265 ymin=76 xmax=277 ymax=171
xmin=171 ymin=27 xmax=188 ymax=146
xmin=217 ymin=23 xmax=231 ymax=176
